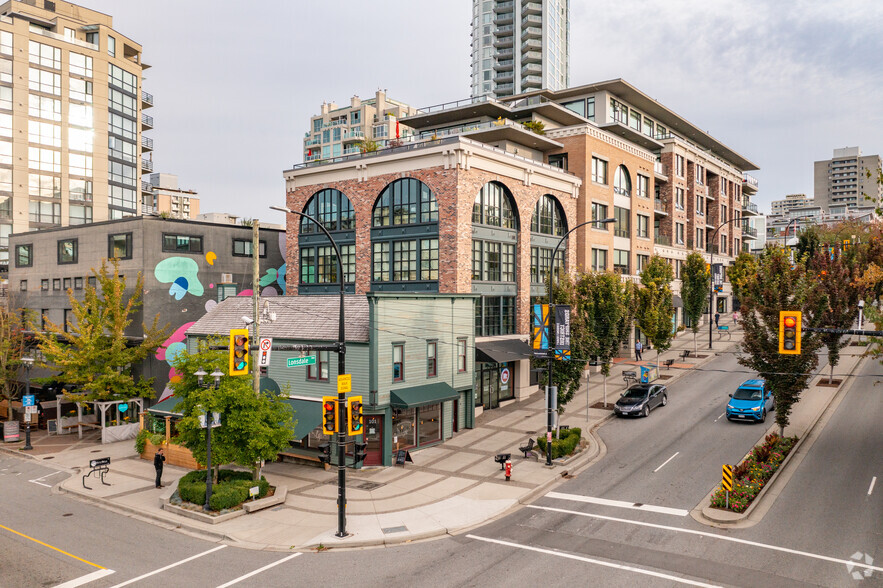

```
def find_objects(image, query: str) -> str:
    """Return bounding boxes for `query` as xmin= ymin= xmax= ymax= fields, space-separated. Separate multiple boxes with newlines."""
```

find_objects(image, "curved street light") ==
xmin=708 ymin=217 xmax=744 ymax=349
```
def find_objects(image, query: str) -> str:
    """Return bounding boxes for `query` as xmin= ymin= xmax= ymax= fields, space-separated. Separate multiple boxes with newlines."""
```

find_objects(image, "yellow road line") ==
xmin=0 ymin=523 xmax=105 ymax=569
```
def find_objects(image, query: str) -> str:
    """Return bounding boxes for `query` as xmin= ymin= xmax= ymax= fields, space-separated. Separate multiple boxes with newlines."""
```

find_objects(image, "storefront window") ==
xmin=392 ymin=407 xmax=416 ymax=449
xmin=418 ymin=404 xmax=441 ymax=445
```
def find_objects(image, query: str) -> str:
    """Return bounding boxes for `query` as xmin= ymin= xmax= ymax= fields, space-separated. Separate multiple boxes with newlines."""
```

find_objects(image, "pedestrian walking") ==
xmin=154 ymin=447 xmax=165 ymax=488
xmin=634 ymin=339 xmax=643 ymax=361
xmin=732 ymin=311 xmax=740 ymax=324
xmin=714 ymin=312 xmax=720 ymax=327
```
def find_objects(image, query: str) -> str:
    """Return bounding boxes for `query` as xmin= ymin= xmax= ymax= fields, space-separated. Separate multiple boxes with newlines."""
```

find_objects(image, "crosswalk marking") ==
xmin=216 ymin=553 xmax=302 ymax=587
xmin=109 ymin=545 xmax=226 ymax=588
xmin=54 ymin=569 xmax=116 ymax=588
xmin=545 ymin=492 xmax=689 ymax=517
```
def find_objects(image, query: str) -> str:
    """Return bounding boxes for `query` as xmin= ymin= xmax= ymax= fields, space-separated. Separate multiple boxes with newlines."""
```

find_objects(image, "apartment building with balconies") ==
xmin=0 ymin=0 xmax=152 ymax=277
xmin=814 ymin=146 xmax=882 ymax=212
xmin=142 ymin=173 xmax=199 ymax=220
xmin=302 ymin=90 xmax=418 ymax=164
xmin=771 ymin=193 xmax=813 ymax=216
xmin=471 ymin=0 xmax=569 ymax=99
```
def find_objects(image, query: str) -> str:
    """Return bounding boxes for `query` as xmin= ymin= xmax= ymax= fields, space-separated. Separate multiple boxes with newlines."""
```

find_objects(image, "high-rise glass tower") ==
xmin=471 ymin=0 xmax=570 ymax=99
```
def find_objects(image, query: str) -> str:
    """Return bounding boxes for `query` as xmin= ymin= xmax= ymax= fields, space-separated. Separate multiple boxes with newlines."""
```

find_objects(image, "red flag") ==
xmin=308 ymin=149 xmax=312 ymax=156
xmin=396 ymin=121 xmax=400 ymax=139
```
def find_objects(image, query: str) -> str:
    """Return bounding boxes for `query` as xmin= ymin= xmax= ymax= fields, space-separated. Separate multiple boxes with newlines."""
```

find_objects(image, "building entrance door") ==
xmin=364 ymin=415 xmax=383 ymax=466
xmin=481 ymin=366 xmax=501 ymax=409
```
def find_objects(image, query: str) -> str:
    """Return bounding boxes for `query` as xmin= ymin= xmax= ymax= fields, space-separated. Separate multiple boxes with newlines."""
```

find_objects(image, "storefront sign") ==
xmin=500 ymin=367 xmax=510 ymax=390
xmin=554 ymin=305 xmax=571 ymax=350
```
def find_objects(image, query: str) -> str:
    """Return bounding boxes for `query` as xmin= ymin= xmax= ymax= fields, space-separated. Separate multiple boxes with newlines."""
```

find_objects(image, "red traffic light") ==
xmin=783 ymin=316 xmax=797 ymax=328
xmin=323 ymin=401 xmax=335 ymax=412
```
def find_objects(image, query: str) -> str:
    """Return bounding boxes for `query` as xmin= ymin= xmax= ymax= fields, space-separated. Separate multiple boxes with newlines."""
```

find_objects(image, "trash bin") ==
xmin=640 ymin=365 xmax=659 ymax=384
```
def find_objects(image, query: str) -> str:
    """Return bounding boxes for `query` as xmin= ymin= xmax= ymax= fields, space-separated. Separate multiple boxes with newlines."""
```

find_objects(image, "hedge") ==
xmin=176 ymin=469 xmax=270 ymax=511
xmin=536 ymin=427 xmax=582 ymax=460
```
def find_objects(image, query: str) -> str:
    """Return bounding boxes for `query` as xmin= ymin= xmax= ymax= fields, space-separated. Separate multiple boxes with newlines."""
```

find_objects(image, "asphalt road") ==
xmin=0 ymin=347 xmax=879 ymax=587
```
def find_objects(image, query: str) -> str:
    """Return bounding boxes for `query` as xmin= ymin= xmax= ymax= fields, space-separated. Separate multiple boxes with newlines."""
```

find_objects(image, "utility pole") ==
xmin=252 ymin=220 xmax=260 ymax=395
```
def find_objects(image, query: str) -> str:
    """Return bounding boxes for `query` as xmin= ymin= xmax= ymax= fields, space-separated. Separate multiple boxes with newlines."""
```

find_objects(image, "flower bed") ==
xmin=710 ymin=433 xmax=797 ymax=513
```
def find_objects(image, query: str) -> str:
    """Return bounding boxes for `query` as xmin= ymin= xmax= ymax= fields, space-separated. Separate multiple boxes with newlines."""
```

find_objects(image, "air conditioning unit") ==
xmin=220 ymin=273 xmax=233 ymax=284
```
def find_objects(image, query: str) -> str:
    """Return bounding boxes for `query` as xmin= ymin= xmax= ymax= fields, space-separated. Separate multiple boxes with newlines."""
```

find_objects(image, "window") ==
xmin=614 ymin=249 xmax=629 ymax=274
xmin=457 ymin=339 xmax=467 ymax=373
xmin=57 ymin=238 xmax=77 ymax=264
xmin=696 ymin=228 xmax=704 ymax=249
xmin=29 ymin=67 xmax=61 ymax=95
xmin=473 ymin=240 xmax=514 ymax=282
xmin=373 ymin=178 xmax=437 ymax=226
xmin=473 ymin=182 xmax=516 ymax=228
xmin=307 ymin=351 xmax=329 ymax=381
xmin=696 ymin=194 xmax=705 ymax=216
xmin=427 ymin=341 xmax=437 ymax=377
xmin=636 ymin=214 xmax=649 ymax=238
xmin=107 ymin=35 xmax=116 ymax=57
xmin=232 ymin=239 xmax=267 ymax=257
xmin=531 ymin=194 xmax=567 ymax=236
xmin=643 ymin=117 xmax=654 ymax=138
xmin=63 ymin=277 xmax=71 ymax=290
xmin=475 ymin=296 xmax=516 ymax=336
xmin=19 ymin=280 xmax=26 ymax=292
xmin=162 ymin=234 xmax=203 ymax=253
xmin=614 ymin=165 xmax=631 ymax=196
xmin=15 ymin=244 xmax=32 ymax=267
xmin=108 ymin=233 xmax=132 ymax=260
xmin=393 ymin=344 xmax=404 ymax=382
xmin=676 ymin=222 xmax=685 ymax=245
xmin=629 ymin=110 xmax=641 ymax=132
xmin=109 ymin=64 xmax=137 ymax=94
xmin=721 ymin=234 xmax=728 ymax=255
xmin=637 ymin=254 xmax=650 ymax=272
xmin=41 ymin=279 xmax=48 ymax=291
xmin=52 ymin=278 xmax=61 ymax=290
xmin=675 ymin=188 xmax=685 ymax=210
xmin=301 ymin=188 xmax=355 ymax=233
xmin=41 ymin=309 xmax=47 ymax=331
xmin=548 ymin=153 xmax=568 ymax=170
xmin=28 ymin=147 xmax=60 ymax=172
xmin=591 ymin=156 xmax=608 ymax=184
xmin=562 ymin=99 xmax=585 ymax=117
xmin=610 ymin=98 xmax=628 ymax=124
xmin=29 ymin=200 xmax=60 ymax=224
xmin=636 ymin=175 xmax=649 ymax=198
xmin=591 ymin=248 xmax=607 ymax=271
xmin=675 ymin=155 xmax=685 ymax=177
xmin=29 ymin=94 xmax=61 ymax=121
xmin=69 ymin=204 xmax=91 ymax=225
xmin=613 ymin=206 xmax=629 ymax=237
xmin=591 ymin=202 xmax=609 ymax=225
xmin=721 ymin=204 xmax=728 ymax=221
xmin=74 ymin=277 xmax=83 ymax=290
xmin=87 ymin=276 xmax=96 ymax=288
xmin=695 ymin=164 xmax=705 ymax=185
xmin=29 ymin=41 xmax=61 ymax=69
xmin=69 ymin=52 xmax=92 ymax=77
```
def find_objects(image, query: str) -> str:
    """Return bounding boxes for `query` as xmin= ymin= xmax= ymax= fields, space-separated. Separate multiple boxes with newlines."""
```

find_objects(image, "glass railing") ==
xmin=496 ymin=25 xmax=514 ymax=34
xmin=742 ymin=173 xmax=759 ymax=188
xmin=654 ymin=161 xmax=666 ymax=176
xmin=521 ymin=39 xmax=542 ymax=51
xmin=654 ymin=234 xmax=671 ymax=246
xmin=742 ymin=201 xmax=759 ymax=214
xmin=29 ymin=27 xmax=98 ymax=51
xmin=654 ymin=199 xmax=667 ymax=212
xmin=305 ymin=137 xmax=321 ymax=146
xmin=494 ymin=0 xmax=514 ymax=12
xmin=411 ymin=95 xmax=501 ymax=116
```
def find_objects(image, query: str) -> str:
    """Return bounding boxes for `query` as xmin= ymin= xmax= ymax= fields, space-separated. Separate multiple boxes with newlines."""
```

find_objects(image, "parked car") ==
xmin=614 ymin=383 xmax=667 ymax=418
xmin=726 ymin=378 xmax=775 ymax=423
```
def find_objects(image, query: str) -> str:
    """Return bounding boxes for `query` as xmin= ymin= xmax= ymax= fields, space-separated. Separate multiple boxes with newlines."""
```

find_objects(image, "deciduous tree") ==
xmin=636 ymin=255 xmax=675 ymax=365
xmin=681 ymin=252 xmax=709 ymax=353
xmin=0 ymin=308 xmax=26 ymax=420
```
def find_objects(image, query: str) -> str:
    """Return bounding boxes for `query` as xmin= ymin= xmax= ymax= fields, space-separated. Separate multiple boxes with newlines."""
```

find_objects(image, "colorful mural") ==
xmin=156 ymin=321 xmax=196 ymax=401
xmin=155 ymin=257 xmax=205 ymax=299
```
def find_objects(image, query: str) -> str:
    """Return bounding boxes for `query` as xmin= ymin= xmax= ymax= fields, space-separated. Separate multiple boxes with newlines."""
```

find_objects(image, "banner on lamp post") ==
xmin=554 ymin=305 xmax=571 ymax=350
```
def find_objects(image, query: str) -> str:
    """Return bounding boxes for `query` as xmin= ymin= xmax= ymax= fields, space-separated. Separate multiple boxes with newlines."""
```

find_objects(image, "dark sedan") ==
xmin=614 ymin=383 xmax=668 ymax=418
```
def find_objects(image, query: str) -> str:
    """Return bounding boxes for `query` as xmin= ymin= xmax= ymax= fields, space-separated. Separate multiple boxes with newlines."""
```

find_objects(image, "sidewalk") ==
xmin=7 ymin=320 xmax=744 ymax=551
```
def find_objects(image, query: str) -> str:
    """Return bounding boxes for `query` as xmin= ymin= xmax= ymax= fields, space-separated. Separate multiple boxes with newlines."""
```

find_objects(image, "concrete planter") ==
xmin=243 ymin=486 xmax=287 ymax=513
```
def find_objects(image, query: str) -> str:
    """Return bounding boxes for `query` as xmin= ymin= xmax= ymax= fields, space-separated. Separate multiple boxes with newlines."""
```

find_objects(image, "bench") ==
xmin=519 ymin=438 xmax=536 ymax=459
xmin=278 ymin=451 xmax=330 ymax=471
xmin=494 ymin=453 xmax=511 ymax=470
xmin=622 ymin=370 xmax=637 ymax=387
xmin=681 ymin=350 xmax=691 ymax=361
xmin=663 ymin=359 xmax=675 ymax=369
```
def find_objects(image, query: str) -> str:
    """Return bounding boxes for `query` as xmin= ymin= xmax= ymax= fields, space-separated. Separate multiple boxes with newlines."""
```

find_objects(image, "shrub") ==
xmin=178 ymin=480 xmax=206 ymax=505
xmin=710 ymin=435 xmax=798 ymax=512
xmin=536 ymin=428 xmax=582 ymax=460
xmin=176 ymin=469 xmax=271 ymax=509
xmin=135 ymin=429 xmax=165 ymax=454
xmin=209 ymin=484 xmax=248 ymax=511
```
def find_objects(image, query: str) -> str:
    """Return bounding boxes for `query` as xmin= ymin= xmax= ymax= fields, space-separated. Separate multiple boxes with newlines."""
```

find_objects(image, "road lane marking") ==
xmin=653 ymin=452 xmax=679 ymax=473
xmin=54 ymin=569 xmax=116 ymax=588
xmin=466 ymin=534 xmax=721 ymax=587
xmin=29 ymin=471 xmax=64 ymax=488
xmin=713 ymin=413 xmax=725 ymax=422
xmin=527 ymin=505 xmax=883 ymax=574
xmin=869 ymin=477 xmax=877 ymax=496
xmin=0 ymin=523 xmax=105 ymax=569
xmin=546 ymin=492 xmax=689 ymax=516
xmin=216 ymin=552 xmax=302 ymax=587
xmin=109 ymin=545 xmax=226 ymax=587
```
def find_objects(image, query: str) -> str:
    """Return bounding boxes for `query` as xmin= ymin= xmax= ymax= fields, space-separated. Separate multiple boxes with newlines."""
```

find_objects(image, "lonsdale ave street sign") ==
xmin=287 ymin=356 xmax=317 ymax=368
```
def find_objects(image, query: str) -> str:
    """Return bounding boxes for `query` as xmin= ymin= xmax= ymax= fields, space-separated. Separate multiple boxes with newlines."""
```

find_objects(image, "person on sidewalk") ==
xmin=635 ymin=339 xmax=643 ymax=361
xmin=714 ymin=313 xmax=720 ymax=327
xmin=154 ymin=447 xmax=165 ymax=488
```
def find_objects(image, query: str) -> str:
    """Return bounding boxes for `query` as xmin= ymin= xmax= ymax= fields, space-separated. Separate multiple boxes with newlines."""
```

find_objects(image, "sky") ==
xmin=85 ymin=0 xmax=883 ymax=224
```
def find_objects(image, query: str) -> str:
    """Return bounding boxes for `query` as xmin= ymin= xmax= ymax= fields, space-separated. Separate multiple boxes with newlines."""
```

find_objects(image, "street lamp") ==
xmin=782 ymin=215 xmax=813 ymax=247
xmin=21 ymin=356 xmax=34 ymax=451
xmin=270 ymin=204 xmax=349 ymax=538
xmin=545 ymin=217 xmax=615 ymax=466
xmin=708 ymin=217 xmax=743 ymax=349
xmin=195 ymin=368 xmax=223 ymax=511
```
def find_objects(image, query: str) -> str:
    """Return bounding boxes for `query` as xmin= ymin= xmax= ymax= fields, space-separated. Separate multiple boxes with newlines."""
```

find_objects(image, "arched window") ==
xmin=614 ymin=165 xmax=631 ymax=197
xmin=530 ymin=195 xmax=568 ymax=286
xmin=472 ymin=182 xmax=518 ymax=336
xmin=299 ymin=189 xmax=356 ymax=289
xmin=371 ymin=178 xmax=439 ymax=288
xmin=372 ymin=178 xmax=438 ymax=227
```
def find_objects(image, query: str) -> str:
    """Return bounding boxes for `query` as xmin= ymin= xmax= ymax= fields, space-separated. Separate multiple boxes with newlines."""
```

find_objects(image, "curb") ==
xmin=692 ymin=348 xmax=868 ymax=528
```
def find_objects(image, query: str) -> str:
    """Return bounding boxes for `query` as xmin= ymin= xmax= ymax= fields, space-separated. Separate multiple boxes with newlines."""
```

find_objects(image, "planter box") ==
xmin=102 ymin=422 xmax=139 ymax=444
xmin=140 ymin=439 xmax=200 ymax=470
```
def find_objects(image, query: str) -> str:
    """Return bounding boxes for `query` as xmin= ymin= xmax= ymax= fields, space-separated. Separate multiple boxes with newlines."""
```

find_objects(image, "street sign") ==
xmin=500 ymin=368 xmax=510 ymax=385
xmin=249 ymin=486 xmax=259 ymax=498
xmin=22 ymin=395 xmax=35 ymax=407
xmin=25 ymin=405 xmax=37 ymax=415
xmin=287 ymin=356 xmax=316 ymax=368
xmin=721 ymin=464 xmax=733 ymax=492
xmin=199 ymin=412 xmax=221 ymax=429
xmin=258 ymin=337 xmax=273 ymax=368
xmin=90 ymin=457 xmax=111 ymax=468
xmin=338 ymin=374 xmax=352 ymax=394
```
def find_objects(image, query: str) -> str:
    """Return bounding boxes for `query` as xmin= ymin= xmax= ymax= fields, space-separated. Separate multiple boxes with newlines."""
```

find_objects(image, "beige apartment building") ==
xmin=770 ymin=193 xmax=813 ymax=216
xmin=0 ymin=0 xmax=151 ymax=275
xmin=303 ymin=90 xmax=418 ymax=164
xmin=142 ymin=173 xmax=199 ymax=219
xmin=814 ymin=147 xmax=882 ymax=212
xmin=284 ymin=78 xmax=758 ymax=410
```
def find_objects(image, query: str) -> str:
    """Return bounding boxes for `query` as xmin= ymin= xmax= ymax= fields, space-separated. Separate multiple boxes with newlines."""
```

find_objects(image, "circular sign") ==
xmin=118 ymin=403 xmax=128 ymax=413
xmin=500 ymin=367 xmax=510 ymax=385
xmin=260 ymin=338 xmax=272 ymax=351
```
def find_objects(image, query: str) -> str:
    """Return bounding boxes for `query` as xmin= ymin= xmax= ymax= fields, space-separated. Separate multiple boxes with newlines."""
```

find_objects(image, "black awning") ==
xmin=673 ymin=295 xmax=684 ymax=308
xmin=390 ymin=382 xmax=458 ymax=408
xmin=475 ymin=338 xmax=534 ymax=363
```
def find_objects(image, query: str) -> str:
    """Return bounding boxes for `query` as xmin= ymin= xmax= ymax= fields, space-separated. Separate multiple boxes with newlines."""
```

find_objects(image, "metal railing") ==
xmin=141 ymin=180 xmax=152 ymax=192
xmin=141 ymin=158 xmax=153 ymax=172
xmin=655 ymin=234 xmax=671 ymax=246
xmin=141 ymin=113 xmax=153 ymax=127
xmin=141 ymin=136 xmax=153 ymax=150
xmin=742 ymin=201 xmax=759 ymax=214
xmin=141 ymin=90 xmax=154 ymax=106
xmin=742 ymin=173 xmax=759 ymax=188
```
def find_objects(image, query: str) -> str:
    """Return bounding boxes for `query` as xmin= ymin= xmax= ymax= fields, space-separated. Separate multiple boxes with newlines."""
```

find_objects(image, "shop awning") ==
xmin=673 ymin=295 xmax=684 ymax=308
xmin=147 ymin=395 xmax=183 ymax=417
xmin=283 ymin=398 xmax=323 ymax=439
xmin=475 ymin=338 xmax=534 ymax=363
xmin=390 ymin=382 xmax=458 ymax=409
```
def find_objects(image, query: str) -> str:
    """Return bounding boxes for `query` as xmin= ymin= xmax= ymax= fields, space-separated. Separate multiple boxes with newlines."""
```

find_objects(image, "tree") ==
xmin=0 ymin=308 xmax=26 ymax=420
xmin=681 ymin=252 xmax=710 ymax=353
xmin=728 ymin=251 xmax=758 ymax=303
xmin=171 ymin=339 xmax=295 ymax=481
xmin=35 ymin=259 xmax=169 ymax=402
xmin=636 ymin=255 xmax=675 ymax=365
xmin=795 ymin=225 xmax=822 ymax=261
xmin=522 ymin=120 xmax=546 ymax=135
xmin=357 ymin=139 xmax=379 ymax=153
xmin=810 ymin=249 xmax=865 ymax=383
xmin=737 ymin=246 xmax=827 ymax=436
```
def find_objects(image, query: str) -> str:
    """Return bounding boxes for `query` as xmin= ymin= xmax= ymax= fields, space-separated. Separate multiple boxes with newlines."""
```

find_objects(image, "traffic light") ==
xmin=318 ymin=442 xmax=331 ymax=465
xmin=321 ymin=396 xmax=338 ymax=435
xmin=347 ymin=396 xmax=363 ymax=436
xmin=229 ymin=328 xmax=250 ymax=376
xmin=353 ymin=441 xmax=367 ymax=466
xmin=778 ymin=311 xmax=802 ymax=354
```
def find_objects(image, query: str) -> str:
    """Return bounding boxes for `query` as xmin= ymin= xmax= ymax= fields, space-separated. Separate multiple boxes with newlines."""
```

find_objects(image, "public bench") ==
xmin=519 ymin=438 xmax=536 ymax=459
xmin=494 ymin=453 xmax=511 ymax=470
xmin=278 ymin=450 xmax=330 ymax=471
xmin=681 ymin=350 xmax=691 ymax=361
xmin=663 ymin=358 xmax=675 ymax=369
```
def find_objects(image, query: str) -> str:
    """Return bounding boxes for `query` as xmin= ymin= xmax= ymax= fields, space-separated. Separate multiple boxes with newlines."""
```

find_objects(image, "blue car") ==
xmin=726 ymin=379 xmax=775 ymax=423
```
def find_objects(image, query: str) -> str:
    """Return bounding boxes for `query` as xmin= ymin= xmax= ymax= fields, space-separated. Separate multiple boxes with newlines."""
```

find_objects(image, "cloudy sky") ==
xmin=85 ymin=0 xmax=882 ymax=223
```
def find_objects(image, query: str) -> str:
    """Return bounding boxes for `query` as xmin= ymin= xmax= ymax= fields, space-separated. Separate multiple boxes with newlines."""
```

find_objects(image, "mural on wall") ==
xmin=155 ymin=321 xmax=196 ymax=402
xmin=155 ymin=257 xmax=205 ymax=299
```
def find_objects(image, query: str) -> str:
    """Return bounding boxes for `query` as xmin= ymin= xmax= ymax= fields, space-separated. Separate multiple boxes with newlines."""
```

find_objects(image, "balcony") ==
xmin=495 ymin=24 xmax=514 ymax=36
xmin=342 ymin=129 xmax=364 ymax=142
xmin=742 ymin=173 xmax=759 ymax=194
xmin=522 ymin=50 xmax=542 ymax=63
xmin=494 ymin=70 xmax=513 ymax=83
xmin=141 ymin=135 xmax=153 ymax=151
xmin=522 ymin=14 xmax=543 ymax=27
xmin=522 ymin=2 xmax=542 ymax=15
xmin=141 ymin=90 xmax=153 ymax=108
xmin=496 ymin=47 xmax=514 ymax=59
xmin=654 ymin=234 xmax=671 ymax=246
xmin=305 ymin=136 xmax=321 ymax=147
xmin=521 ymin=26 xmax=542 ymax=40
xmin=521 ymin=39 xmax=542 ymax=52
xmin=654 ymin=199 xmax=668 ymax=215
xmin=742 ymin=200 xmax=759 ymax=216
xmin=654 ymin=161 xmax=668 ymax=180
xmin=741 ymin=223 xmax=758 ymax=239
xmin=141 ymin=180 xmax=152 ymax=193
xmin=521 ymin=74 xmax=542 ymax=87
xmin=521 ymin=63 xmax=542 ymax=76
xmin=141 ymin=157 xmax=153 ymax=172
xmin=493 ymin=35 xmax=513 ymax=48
xmin=494 ymin=0 xmax=514 ymax=12
xmin=141 ymin=204 xmax=158 ymax=215
xmin=494 ymin=59 xmax=514 ymax=70
xmin=141 ymin=113 xmax=153 ymax=130
xmin=495 ymin=82 xmax=514 ymax=94
xmin=493 ymin=11 xmax=513 ymax=25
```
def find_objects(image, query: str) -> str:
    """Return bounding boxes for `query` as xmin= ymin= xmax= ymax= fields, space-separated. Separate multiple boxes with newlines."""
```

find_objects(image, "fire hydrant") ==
xmin=504 ymin=459 xmax=512 ymax=481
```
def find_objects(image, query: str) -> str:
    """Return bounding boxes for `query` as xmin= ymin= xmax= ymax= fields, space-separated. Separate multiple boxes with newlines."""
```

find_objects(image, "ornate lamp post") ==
xmin=195 ymin=368 xmax=223 ymax=511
